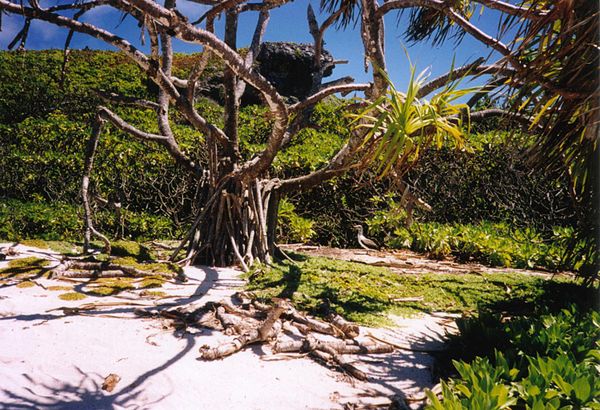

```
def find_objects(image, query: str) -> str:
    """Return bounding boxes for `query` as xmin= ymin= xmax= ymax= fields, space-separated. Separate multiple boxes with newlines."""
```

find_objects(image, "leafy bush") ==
xmin=0 ymin=199 xmax=179 ymax=241
xmin=277 ymin=198 xmax=315 ymax=243
xmin=429 ymin=307 xmax=600 ymax=409
xmin=368 ymin=213 xmax=585 ymax=272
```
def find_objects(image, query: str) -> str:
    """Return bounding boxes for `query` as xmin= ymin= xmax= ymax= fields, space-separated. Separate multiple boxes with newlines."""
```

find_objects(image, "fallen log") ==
xmin=284 ymin=305 xmax=343 ymax=337
xmin=50 ymin=260 xmax=175 ymax=279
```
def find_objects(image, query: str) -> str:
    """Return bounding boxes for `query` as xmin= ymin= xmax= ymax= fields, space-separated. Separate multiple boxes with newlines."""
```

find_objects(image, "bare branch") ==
xmin=82 ymin=115 xmax=111 ymax=254
xmin=235 ymin=8 xmax=270 ymax=99
xmin=445 ymin=7 xmax=512 ymax=56
xmin=469 ymin=108 xmax=538 ymax=130
xmin=416 ymin=59 xmax=517 ymax=98
xmin=473 ymin=0 xmax=549 ymax=19
xmin=192 ymin=0 xmax=247 ymax=25
xmin=291 ymin=83 xmax=371 ymax=114
xmin=98 ymin=106 xmax=169 ymax=142
xmin=97 ymin=90 xmax=160 ymax=110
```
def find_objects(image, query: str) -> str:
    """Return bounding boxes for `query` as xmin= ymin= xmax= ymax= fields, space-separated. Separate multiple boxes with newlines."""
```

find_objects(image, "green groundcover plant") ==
xmin=427 ymin=306 xmax=600 ymax=409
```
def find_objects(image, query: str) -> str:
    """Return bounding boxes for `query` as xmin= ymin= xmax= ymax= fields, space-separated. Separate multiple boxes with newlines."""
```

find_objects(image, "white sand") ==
xmin=0 ymin=244 xmax=454 ymax=409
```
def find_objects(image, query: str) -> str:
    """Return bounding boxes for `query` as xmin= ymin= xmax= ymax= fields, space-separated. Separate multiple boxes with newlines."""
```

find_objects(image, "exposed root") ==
xmin=49 ymin=259 xmax=177 ymax=281
xmin=134 ymin=297 xmax=398 ymax=382
xmin=199 ymin=299 xmax=287 ymax=360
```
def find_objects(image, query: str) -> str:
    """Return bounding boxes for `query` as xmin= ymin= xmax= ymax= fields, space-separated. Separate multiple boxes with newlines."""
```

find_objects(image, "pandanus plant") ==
xmin=350 ymin=63 xmax=477 ymax=178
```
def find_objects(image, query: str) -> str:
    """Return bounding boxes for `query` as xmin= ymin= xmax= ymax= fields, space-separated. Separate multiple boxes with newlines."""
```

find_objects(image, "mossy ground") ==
xmin=0 ymin=240 xmax=171 ymax=296
xmin=58 ymin=292 xmax=87 ymax=301
xmin=245 ymin=255 xmax=589 ymax=326
xmin=140 ymin=290 xmax=168 ymax=298
xmin=0 ymin=257 xmax=51 ymax=281
xmin=19 ymin=240 xmax=80 ymax=255
xmin=47 ymin=285 xmax=73 ymax=291
xmin=86 ymin=277 xmax=136 ymax=296
xmin=112 ymin=256 xmax=181 ymax=277
xmin=110 ymin=240 xmax=155 ymax=261
xmin=16 ymin=281 xmax=35 ymax=288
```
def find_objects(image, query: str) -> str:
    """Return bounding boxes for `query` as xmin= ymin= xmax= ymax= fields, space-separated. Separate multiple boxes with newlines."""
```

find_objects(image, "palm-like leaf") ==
xmin=350 ymin=64 xmax=476 ymax=178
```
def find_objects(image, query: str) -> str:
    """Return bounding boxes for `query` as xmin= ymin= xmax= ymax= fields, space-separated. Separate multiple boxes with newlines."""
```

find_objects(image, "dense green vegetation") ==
xmin=369 ymin=217 xmax=585 ymax=271
xmin=428 ymin=307 xmax=600 ymax=409
xmin=0 ymin=49 xmax=592 ymax=275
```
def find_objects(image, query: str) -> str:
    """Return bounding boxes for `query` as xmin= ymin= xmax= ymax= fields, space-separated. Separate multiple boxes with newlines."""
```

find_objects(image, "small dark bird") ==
xmin=353 ymin=225 xmax=379 ymax=250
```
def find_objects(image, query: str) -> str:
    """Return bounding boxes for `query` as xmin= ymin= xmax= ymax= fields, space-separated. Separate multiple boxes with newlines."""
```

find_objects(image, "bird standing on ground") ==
xmin=353 ymin=225 xmax=379 ymax=250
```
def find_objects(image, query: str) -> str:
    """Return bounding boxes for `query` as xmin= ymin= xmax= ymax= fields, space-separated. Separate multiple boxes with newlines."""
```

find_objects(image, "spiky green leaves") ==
xmin=349 ymin=63 xmax=476 ymax=178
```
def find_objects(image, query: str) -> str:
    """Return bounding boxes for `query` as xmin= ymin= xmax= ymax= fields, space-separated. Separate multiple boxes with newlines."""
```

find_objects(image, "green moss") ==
xmin=87 ymin=277 xmax=135 ymax=296
xmin=139 ymin=275 xmax=165 ymax=289
xmin=140 ymin=290 xmax=168 ymax=298
xmin=58 ymin=292 xmax=87 ymax=301
xmin=111 ymin=240 xmax=155 ymax=261
xmin=16 ymin=280 xmax=35 ymax=288
xmin=112 ymin=256 xmax=181 ymax=276
xmin=5 ymin=257 xmax=50 ymax=269
xmin=87 ymin=286 xmax=120 ymax=296
xmin=246 ymin=255 xmax=586 ymax=325
xmin=47 ymin=285 xmax=73 ymax=291
xmin=0 ymin=257 xmax=51 ymax=279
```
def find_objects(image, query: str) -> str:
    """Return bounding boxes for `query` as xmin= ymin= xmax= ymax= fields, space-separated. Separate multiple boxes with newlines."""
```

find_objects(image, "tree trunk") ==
xmin=180 ymin=177 xmax=278 ymax=269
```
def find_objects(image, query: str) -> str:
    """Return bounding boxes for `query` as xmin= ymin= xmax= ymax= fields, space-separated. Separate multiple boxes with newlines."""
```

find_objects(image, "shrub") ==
xmin=277 ymin=198 xmax=315 ymax=243
xmin=0 ymin=198 xmax=180 ymax=241
xmin=429 ymin=307 xmax=600 ymax=409
xmin=368 ymin=215 xmax=585 ymax=272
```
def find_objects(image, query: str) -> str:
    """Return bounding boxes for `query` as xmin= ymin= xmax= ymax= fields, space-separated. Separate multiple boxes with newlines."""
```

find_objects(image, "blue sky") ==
xmin=0 ymin=0 xmax=508 ymax=91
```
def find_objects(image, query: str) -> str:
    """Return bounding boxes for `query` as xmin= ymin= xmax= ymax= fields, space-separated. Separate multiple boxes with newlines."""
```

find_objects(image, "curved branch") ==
xmin=473 ymin=0 xmax=549 ymax=19
xmin=417 ymin=60 xmax=516 ymax=98
xmin=445 ymin=7 xmax=512 ymax=56
xmin=98 ymin=106 xmax=169 ymax=141
xmin=82 ymin=114 xmax=111 ymax=255
xmin=376 ymin=0 xmax=511 ymax=56
xmin=192 ymin=0 xmax=247 ymax=25
xmin=469 ymin=108 xmax=538 ymax=130
xmin=277 ymin=132 xmax=365 ymax=193
xmin=126 ymin=0 xmax=289 ymax=179
xmin=291 ymin=83 xmax=371 ymax=114
xmin=97 ymin=90 xmax=160 ymax=110
xmin=97 ymin=106 xmax=202 ymax=175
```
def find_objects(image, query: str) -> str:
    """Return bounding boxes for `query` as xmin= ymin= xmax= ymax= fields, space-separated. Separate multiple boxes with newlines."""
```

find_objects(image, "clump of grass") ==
xmin=47 ymin=285 xmax=73 ymax=291
xmin=87 ymin=286 xmax=119 ymax=296
xmin=140 ymin=290 xmax=168 ymax=298
xmin=111 ymin=240 xmax=155 ymax=261
xmin=246 ymin=255 xmax=586 ymax=325
xmin=2 ymin=257 xmax=50 ymax=270
xmin=139 ymin=275 xmax=165 ymax=289
xmin=58 ymin=292 xmax=87 ymax=301
xmin=16 ymin=280 xmax=35 ymax=288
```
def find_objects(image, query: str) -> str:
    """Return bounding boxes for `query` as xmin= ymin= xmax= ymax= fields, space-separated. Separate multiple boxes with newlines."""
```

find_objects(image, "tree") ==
xmin=0 ymin=0 xmax=595 ymax=271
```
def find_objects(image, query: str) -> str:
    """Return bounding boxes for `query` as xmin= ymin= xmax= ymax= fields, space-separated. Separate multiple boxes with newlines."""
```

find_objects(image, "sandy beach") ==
xmin=0 ymin=244 xmax=452 ymax=409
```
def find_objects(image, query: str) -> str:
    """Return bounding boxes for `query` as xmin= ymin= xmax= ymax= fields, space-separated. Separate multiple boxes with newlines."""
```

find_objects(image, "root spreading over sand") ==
xmin=0 ymin=243 xmax=455 ymax=409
